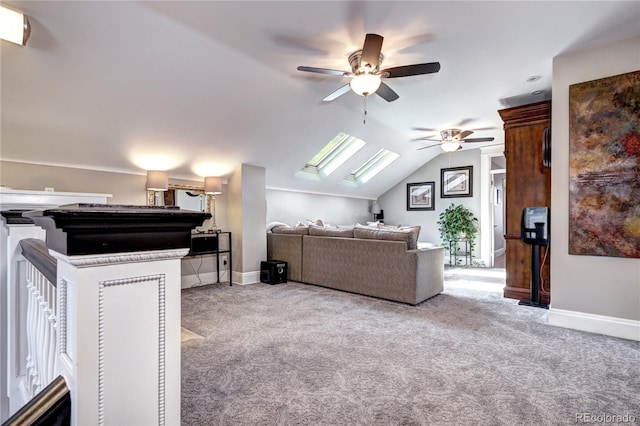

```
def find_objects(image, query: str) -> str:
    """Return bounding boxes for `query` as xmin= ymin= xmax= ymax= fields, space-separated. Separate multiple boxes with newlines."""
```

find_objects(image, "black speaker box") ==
xmin=260 ymin=260 xmax=287 ymax=284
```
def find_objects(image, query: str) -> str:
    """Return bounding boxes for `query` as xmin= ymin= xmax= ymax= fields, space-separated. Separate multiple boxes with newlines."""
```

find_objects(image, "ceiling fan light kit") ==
xmin=441 ymin=141 xmax=461 ymax=152
xmin=350 ymin=73 xmax=382 ymax=96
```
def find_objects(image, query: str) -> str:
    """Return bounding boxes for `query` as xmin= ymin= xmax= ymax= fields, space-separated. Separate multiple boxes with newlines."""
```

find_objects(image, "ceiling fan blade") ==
xmin=375 ymin=82 xmax=399 ymax=102
xmin=361 ymin=33 xmax=384 ymax=69
xmin=470 ymin=126 xmax=499 ymax=131
xmin=457 ymin=130 xmax=474 ymax=140
xmin=417 ymin=143 xmax=443 ymax=151
xmin=462 ymin=137 xmax=496 ymax=143
xmin=322 ymin=84 xmax=352 ymax=102
xmin=458 ymin=142 xmax=503 ymax=151
xmin=297 ymin=66 xmax=349 ymax=76
xmin=412 ymin=127 xmax=440 ymax=132
xmin=382 ymin=62 xmax=441 ymax=78
xmin=411 ymin=137 xmax=440 ymax=142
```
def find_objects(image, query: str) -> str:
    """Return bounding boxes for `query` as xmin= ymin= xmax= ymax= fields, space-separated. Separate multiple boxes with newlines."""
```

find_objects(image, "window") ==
xmin=344 ymin=149 xmax=399 ymax=185
xmin=299 ymin=132 xmax=365 ymax=179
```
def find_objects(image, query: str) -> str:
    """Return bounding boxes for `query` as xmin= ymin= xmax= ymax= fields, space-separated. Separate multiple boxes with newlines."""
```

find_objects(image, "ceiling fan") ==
xmin=413 ymin=129 xmax=495 ymax=152
xmin=297 ymin=33 xmax=440 ymax=103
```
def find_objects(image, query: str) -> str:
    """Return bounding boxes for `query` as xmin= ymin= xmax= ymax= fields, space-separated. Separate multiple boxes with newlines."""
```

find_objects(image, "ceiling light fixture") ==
xmin=350 ymin=73 xmax=382 ymax=97
xmin=0 ymin=5 xmax=31 ymax=46
xmin=441 ymin=140 xmax=461 ymax=152
xmin=350 ymin=69 xmax=382 ymax=125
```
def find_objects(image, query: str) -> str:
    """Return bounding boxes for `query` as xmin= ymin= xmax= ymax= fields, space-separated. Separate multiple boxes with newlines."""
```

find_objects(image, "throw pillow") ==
xmin=267 ymin=221 xmax=290 ymax=232
xmin=308 ymin=224 xmax=354 ymax=238
xmin=356 ymin=222 xmax=379 ymax=229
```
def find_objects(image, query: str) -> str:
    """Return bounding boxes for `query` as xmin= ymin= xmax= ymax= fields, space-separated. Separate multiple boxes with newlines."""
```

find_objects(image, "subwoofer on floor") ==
xmin=260 ymin=260 xmax=288 ymax=284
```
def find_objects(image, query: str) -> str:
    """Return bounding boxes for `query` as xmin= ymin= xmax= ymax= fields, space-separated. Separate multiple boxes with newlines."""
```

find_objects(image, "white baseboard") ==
xmin=232 ymin=270 xmax=260 ymax=285
xmin=548 ymin=308 xmax=640 ymax=341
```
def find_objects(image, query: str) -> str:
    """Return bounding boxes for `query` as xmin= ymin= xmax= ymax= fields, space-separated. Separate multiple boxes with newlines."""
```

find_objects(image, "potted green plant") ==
xmin=437 ymin=203 xmax=479 ymax=265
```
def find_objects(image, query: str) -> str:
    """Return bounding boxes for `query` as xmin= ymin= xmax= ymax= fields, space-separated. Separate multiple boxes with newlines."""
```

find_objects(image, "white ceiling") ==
xmin=2 ymin=1 xmax=638 ymax=199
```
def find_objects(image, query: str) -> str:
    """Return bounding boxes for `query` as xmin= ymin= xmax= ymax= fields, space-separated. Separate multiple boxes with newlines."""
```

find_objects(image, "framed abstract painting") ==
xmin=568 ymin=70 xmax=640 ymax=258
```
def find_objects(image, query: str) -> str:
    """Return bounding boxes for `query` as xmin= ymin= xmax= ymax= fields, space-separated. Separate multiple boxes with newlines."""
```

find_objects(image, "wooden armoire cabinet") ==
xmin=498 ymin=100 xmax=551 ymax=304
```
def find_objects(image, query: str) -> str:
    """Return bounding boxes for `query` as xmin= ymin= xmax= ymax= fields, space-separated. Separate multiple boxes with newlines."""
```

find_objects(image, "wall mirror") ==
xmin=164 ymin=184 xmax=210 ymax=212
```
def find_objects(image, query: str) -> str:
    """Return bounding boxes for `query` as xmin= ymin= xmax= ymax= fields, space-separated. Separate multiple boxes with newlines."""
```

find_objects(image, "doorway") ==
xmin=491 ymin=162 xmax=506 ymax=268
xmin=480 ymin=148 xmax=507 ymax=268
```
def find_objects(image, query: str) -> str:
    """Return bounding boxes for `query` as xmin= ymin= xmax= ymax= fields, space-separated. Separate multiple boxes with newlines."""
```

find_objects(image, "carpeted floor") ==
xmin=181 ymin=268 xmax=639 ymax=426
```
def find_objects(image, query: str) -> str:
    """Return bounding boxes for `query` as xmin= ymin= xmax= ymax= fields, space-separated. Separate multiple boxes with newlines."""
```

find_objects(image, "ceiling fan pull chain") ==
xmin=363 ymin=95 xmax=368 ymax=125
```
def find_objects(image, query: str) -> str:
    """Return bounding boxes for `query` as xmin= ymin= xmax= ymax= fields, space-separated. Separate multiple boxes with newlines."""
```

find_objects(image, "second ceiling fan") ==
xmin=413 ymin=129 xmax=495 ymax=152
xmin=297 ymin=33 xmax=440 ymax=102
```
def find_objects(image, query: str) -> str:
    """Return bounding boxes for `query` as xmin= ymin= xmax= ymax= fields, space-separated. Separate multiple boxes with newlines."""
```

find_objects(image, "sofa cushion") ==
xmin=354 ymin=226 xmax=417 ymax=249
xmin=308 ymin=224 xmax=354 ymax=238
xmin=271 ymin=225 xmax=309 ymax=235
xmin=378 ymin=224 xmax=421 ymax=248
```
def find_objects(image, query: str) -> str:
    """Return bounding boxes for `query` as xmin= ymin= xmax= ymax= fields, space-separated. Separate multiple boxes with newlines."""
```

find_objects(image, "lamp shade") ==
xmin=146 ymin=170 xmax=168 ymax=191
xmin=0 ymin=5 xmax=30 ymax=45
xmin=371 ymin=201 xmax=381 ymax=214
xmin=350 ymin=74 xmax=381 ymax=96
xmin=204 ymin=176 xmax=222 ymax=195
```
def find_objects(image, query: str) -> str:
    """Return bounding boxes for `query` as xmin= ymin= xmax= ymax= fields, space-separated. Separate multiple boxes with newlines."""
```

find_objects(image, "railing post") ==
xmin=1 ymin=188 xmax=112 ymax=423
xmin=1 ymin=212 xmax=46 ymax=416
xmin=24 ymin=204 xmax=209 ymax=426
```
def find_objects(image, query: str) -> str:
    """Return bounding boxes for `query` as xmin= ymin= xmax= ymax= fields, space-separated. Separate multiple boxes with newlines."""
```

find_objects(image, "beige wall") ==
xmin=378 ymin=149 xmax=482 ymax=256
xmin=266 ymin=189 xmax=371 ymax=227
xmin=0 ymin=161 xmax=226 ymax=217
xmin=551 ymin=36 xmax=640 ymax=322
xmin=1 ymin=161 xmax=146 ymax=204
xmin=1 ymin=160 xmax=234 ymax=281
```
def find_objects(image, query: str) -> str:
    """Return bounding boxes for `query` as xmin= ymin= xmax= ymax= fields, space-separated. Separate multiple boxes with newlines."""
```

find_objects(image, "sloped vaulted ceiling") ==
xmin=1 ymin=1 xmax=638 ymax=199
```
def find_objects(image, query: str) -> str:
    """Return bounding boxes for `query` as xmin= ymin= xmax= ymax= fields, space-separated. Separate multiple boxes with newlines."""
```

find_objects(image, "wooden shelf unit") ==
xmin=498 ymin=100 xmax=551 ymax=304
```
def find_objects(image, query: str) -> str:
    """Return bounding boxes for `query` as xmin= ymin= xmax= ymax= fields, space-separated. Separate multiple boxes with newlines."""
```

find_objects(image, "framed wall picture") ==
xmin=407 ymin=182 xmax=435 ymax=211
xmin=569 ymin=70 xmax=640 ymax=258
xmin=441 ymin=166 xmax=473 ymax=198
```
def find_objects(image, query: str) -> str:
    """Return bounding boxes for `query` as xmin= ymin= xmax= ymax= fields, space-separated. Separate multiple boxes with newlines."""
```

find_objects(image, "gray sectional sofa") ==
xmin=266 ymin=224 xmax=444 ymax=305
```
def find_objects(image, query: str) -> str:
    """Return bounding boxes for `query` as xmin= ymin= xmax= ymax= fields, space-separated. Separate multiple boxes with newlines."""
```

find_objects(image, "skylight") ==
xmin=299 ymin=132 xmax=365 ymax=179
xmin=344 ymin=149 xmax=399 ymax=185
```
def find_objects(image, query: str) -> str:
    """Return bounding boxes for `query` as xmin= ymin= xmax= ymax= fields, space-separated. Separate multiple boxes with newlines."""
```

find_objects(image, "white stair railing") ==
xmin=3 ymin=200 xmax=205 ymax=425
xmin=23 ymin=260 xmax=58 ymax=399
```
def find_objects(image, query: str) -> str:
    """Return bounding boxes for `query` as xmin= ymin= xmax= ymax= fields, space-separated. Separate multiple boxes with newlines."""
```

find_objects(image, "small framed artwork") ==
xmin=407 ymin=182 xmax=435 ymax=211
xmin=441 ymin=166 xmax=473 ymax=198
